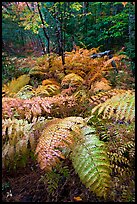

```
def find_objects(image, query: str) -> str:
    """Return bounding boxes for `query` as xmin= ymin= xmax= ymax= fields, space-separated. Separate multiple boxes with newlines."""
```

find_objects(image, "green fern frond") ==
xmin=70 ymin=125 xmax=111 ymax=198
xmin=91 ymin=90 xmax=135 ymax=123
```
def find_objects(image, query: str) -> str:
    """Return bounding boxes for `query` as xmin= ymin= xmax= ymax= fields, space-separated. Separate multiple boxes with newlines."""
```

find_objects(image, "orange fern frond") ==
xmin=35 ymin=117 xmax=85 ymax=171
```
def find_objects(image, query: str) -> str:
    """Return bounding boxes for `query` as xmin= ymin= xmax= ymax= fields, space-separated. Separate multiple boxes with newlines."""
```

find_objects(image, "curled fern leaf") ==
xmin=70 ymin=125 xmax=111 ymax=198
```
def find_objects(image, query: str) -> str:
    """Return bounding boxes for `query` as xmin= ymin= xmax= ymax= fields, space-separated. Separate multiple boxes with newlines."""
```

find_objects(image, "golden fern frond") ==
xmin=61 ymin=73 xmax=84 ymax=88
xmin=91 ymin=90 xmax=135 ymax=122
xmin=2 ymin=116 xmax=48 ymax=169
xmin=70 ymin=125 xmax=111 ymax=198
xmin=73 ymin=89 xmax=87 ymax=102
xmin=29 ymin=66 xmax=48 ymax=77
xmin=36 ymin=55 xmax=49 ymax=67
xmin=35 ymin=117 xmax=85 ymax=171
xmin=35 ymin=84 xmax=60 ymax=97
xmin=2 ymin=75 xmax=30 ymax=96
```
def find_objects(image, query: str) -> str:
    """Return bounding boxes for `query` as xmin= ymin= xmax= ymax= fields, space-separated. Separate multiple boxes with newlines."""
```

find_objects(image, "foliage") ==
xmin=2 ymin=52 xmax=18 ymax=84
xmin=35 ymin=84 xmax=60 ymax=97
xmin=2 ymin=118 xmax=34 ymax=169
xmin=61 ymin=73 xmax=84 ymax=89
xmin=35 ymin=116 xmax=111 ymax=198
xmin=2 ymin=43 xmax=135 ymax=202
xmin=70 ymin=125 xmax=111 ymax=198
xmin=2 ymin=94 xmax=77 ymax=121
xmin=91 ymin=90 xmax=135 ymax=123
xmin=2 ymin=74 xmax=30 ymax=97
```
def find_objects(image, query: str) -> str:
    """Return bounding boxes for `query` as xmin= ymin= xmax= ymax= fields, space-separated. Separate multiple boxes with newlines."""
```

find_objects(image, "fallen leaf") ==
xmin=73 ymin=196 xmax=82 ymax=201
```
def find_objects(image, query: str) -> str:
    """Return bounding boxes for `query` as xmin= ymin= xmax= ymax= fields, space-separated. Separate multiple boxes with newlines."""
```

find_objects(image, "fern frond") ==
xmin=42 ymin=79 xmax=60 ymax=86
xmin=73 ymin=89 xmax=87 ymax=102
xmin=35 ymin=84 xmax=60 ymax=97
xmin=90 ymin=78 xmax=111 ymax=93
xmin=70 ymin=125 xmax=111 ymax=198
xmin=35 ymin=117 xmax=85 ymax=171
xmin=91 ymin=90 xmax=135 ymax=123
xmin=2 ymin=118 xmax=33 ymax=168
xmin=15 ymin=85 xmax=35 ymax=99
xmin=2 ymin=75 xmax=30 ymax=96
xmin=29 ymin=66 xmax=48 ymax=77
xmin=88 ymin=89 xmax=125 ymax=106
xmin=61 ymin=73 xmax=84 ymax=88
xmin=2 ymin=94 xmax=77 ymax=121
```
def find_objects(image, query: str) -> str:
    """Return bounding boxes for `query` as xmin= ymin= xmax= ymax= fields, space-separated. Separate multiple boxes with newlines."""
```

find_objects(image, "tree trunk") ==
xmin=37 ymin=2 xmax=50 ymax=54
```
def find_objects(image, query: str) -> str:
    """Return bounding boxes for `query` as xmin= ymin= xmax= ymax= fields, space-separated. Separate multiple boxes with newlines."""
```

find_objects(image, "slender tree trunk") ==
xmin=37 ymin=2 xmax=50 ymax=54
xmin=38 ymin=34 xmax=46 ymax=54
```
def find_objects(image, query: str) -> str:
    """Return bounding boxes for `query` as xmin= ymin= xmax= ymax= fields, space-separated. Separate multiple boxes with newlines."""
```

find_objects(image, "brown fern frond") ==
xmin=35 ymin=117 xmax=85 ymax=171
xmin=91 ymin=90 xmax=135 ymax=123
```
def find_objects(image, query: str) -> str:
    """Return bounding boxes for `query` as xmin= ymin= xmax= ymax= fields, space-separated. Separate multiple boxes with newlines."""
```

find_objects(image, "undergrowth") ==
xmin=2 ymin=47 xmax=135 ymax=202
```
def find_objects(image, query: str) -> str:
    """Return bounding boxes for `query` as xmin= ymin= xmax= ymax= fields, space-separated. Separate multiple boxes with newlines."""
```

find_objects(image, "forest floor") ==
xmin=2 ymin=50 xmax=135 ymax=202
xmin=2 ymin=159 xmax=105 ymax=202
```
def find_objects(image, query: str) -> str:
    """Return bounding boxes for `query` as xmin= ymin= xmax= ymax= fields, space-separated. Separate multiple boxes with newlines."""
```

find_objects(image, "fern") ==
xmin=2 ymin=116 xmax=48 ymax=169
xmin=90 ymin=78 xmax=111 ymax=93
xmin=2 ymin=94 xmax=77 ymax=121
xmin=29 ymin=66 xmax=48 ymax=77
xmin=35 ymin=117 xmax=111 ymax=198
xmin=70 ymin=125 xmax=111 ymax=198
xmin=88 ymin=89 xmax=125 ymax=106
xmin=42 ymin=79 xmax=60 ymax=86
xmin=61 ymin=73 xmax=84 ymax=88
xmin=15 ymin=85 xmax=35 ymax=99
xmin=2 ymin=74 xmax=30 ymax=97
xmin=35 ymin=84 xmax=60 ymax=97
xmin=35 ymin=117 xmax=85 ymax=171
xmin=91 ymin=90 xmax=135 ymax=123
xmin=2 ymin=118 xmax=33 ymax=168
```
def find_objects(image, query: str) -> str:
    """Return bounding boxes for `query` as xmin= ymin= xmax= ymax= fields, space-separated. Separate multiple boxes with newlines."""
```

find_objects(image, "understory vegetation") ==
xmin=2 ymin=2 xmax=135 ymax=203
